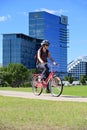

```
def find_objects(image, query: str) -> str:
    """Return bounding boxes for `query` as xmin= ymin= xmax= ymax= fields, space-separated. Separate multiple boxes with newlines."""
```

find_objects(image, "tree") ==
xmin=68 ymin=76 xmax=74 ymax=84
xmin=0 ymin=63 xmax=29 ymax=87
xmin=8 ymin=63 xmax=29 ymax=87
xmin=0 ymin=66 xmax=11 ymax=87
xmin=80 ymin=75 xmax=87 ymax=85
xmin=64 ymin=76 xmax=75 ymax=84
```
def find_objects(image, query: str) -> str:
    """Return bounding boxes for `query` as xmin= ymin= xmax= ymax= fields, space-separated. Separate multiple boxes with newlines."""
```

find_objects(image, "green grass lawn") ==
xmin=0 ymin=86 xmax=32 ymax=92
xmin=0 ymin=96 xmax=87 ymax=130
xmin=0 ymin=86 xmax=87 ymax=130
xmin=62 ymin=85 xmax=87 ymax=97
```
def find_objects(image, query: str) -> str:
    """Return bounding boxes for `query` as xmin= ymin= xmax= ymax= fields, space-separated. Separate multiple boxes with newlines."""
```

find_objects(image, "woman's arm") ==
xmin=37 ymin=48 xmax=43 ymax=63
xmin=48 ymin=52 xmax=54 ymax=62
xmin=48 ymin=52 xmax=57 ymax=65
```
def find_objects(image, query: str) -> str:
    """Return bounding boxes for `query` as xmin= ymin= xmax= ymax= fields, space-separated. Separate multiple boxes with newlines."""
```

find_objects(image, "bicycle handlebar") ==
xmin=46 ymin=62 xmax=59 ymax=72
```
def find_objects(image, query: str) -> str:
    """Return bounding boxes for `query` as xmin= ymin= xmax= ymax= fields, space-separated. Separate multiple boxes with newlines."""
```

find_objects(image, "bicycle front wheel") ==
xmin=32 ymin=74 xmax=43 ymax=96
xmin=50 ymin=76 xmax=63 ymax=97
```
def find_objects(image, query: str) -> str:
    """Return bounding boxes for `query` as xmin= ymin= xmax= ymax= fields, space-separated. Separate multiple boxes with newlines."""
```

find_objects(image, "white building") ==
xmin=67 ymin=56 xmax=87 ymax=80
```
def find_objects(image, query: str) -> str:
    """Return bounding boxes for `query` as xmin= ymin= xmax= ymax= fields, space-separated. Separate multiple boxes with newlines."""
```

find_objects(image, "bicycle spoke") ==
xmin=50 ymin=76 xmax=63 ymax=97
xmin=32 ymin=74 xmax=43 ymax=96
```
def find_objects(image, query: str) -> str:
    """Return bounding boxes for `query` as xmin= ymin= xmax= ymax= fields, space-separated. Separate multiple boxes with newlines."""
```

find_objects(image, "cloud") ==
xmin=18 ymin=9 xmax=68 ymax=17
xmin=35 ymin=8 xmax=68 ymax=15
xmin=17 ymin=11 xmax=28 ymax=17
xmin=57 ymin=9 xmax=68 ymax=15
xmin=23 ymin=12 xmax=28 ymax=16
xmin=0 ymin=15 xmax=11 ymax=22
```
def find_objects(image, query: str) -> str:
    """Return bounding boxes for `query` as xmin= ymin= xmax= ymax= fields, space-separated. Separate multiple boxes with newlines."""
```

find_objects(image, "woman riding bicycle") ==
xmin=36 ymin=40 xmax=56 ymax=93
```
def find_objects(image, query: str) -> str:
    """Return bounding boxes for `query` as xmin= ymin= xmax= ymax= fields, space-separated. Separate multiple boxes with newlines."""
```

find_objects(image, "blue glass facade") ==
xmin=29 ymin=11 xmax=69 ymax=74
xmin=3 ymin=33 xmax=42 ymax=68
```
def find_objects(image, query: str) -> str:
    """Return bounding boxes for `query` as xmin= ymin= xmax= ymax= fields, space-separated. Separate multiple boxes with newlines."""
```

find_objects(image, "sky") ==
xmin=0 ymin=0 xmax=87 ymax=64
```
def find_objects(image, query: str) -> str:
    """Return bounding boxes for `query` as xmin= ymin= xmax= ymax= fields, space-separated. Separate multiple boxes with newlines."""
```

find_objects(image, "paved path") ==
xmin=0 ymin=90 xmax=87 ymax=102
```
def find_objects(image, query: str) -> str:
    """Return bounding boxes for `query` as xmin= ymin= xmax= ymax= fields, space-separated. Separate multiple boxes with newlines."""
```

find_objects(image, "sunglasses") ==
xmin=45 ymin=44 xmax=48 ymax=46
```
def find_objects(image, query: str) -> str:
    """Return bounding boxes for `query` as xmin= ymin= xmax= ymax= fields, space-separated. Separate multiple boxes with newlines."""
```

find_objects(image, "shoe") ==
xmin=46 ymin=83 xmax=51 ymax=93
xmin=46 ymin=89 xmax=51 ymax=93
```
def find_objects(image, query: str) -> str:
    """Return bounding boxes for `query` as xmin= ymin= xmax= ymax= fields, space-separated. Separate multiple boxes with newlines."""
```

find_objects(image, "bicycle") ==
xmin=31 ymin=63 xmax=63 ymax=97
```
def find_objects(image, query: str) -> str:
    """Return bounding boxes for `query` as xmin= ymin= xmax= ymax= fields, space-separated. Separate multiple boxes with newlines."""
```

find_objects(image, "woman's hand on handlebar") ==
xmin=53 ymin=62 xmax=58 ymax=65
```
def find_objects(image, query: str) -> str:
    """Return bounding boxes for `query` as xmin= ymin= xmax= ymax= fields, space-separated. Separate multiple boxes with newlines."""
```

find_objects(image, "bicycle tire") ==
xmin=32 ymin=74 xmax=43 ymax=96
xmin=50 ymin=76 xmax=63 ymax=97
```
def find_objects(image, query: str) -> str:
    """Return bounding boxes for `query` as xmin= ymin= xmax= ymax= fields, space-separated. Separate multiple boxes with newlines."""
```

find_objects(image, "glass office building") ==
xmin=67 ymin=56 xmax=87 ymax=79
xmin=29 ymin=11 xmax=69 ymax=75
xmin=3 ymin=33 xmax=42 ymax=68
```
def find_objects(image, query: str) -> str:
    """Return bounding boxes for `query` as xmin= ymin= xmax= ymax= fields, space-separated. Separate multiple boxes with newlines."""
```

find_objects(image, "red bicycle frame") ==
xmin=45 ymin=71 xmax=54 ymax=83
xmin=34 ymin=71 xmax=54 ymax=89
xmin=32 ymin=64 xmax=63 ymax=97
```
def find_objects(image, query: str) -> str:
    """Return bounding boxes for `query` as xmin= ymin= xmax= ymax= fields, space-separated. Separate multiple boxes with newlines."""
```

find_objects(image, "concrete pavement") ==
xmin=0 ymin=90 xmax=87 ymax=102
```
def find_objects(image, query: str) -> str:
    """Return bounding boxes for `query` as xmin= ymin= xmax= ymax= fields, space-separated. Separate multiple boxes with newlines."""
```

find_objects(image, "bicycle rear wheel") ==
xmin=50 ymin=76 xmax=63 ymax=97
xmin=32 ymin=74 xmax=43 ymax=96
